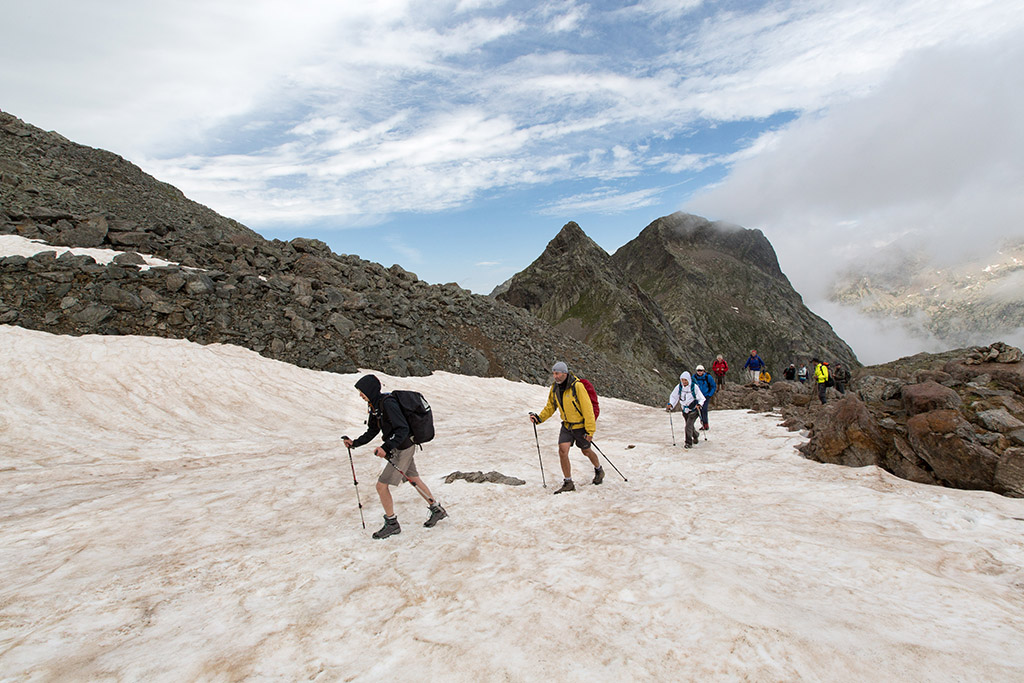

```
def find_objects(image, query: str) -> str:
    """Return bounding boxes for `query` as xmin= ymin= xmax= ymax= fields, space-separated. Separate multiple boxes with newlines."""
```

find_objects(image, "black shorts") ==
xmin=558 ymin=424 xmax=592 ymax=449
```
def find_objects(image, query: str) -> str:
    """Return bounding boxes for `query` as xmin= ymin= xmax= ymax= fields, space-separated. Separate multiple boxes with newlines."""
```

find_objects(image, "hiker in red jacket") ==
xmin=712 ymin=354 xmax=729 ymax=386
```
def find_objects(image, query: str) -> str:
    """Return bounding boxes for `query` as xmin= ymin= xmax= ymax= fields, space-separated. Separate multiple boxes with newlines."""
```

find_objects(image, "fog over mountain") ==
xmin=688 ymin=35 xmax=1024 ymax=363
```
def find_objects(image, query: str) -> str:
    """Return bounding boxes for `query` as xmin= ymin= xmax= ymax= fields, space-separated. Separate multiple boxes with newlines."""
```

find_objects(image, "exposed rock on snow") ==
xmin=444 ymin=471 xmax=526 ymax=486
xmin=2 ymin=326 xmax=1023 ymax=680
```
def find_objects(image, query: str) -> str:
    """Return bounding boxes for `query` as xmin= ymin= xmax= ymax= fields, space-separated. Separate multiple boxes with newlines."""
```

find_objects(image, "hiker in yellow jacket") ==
xmin=529 ymin=361 xmax=603 ymax=494
xmin=813 ymin=357 xmax=830 ymax=405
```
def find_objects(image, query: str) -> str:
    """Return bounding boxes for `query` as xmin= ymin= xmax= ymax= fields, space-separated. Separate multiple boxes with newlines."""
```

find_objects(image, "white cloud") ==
xmin=687 ymin=33 xmax=1024 ymax=361
xmin=539 ymin=186 xmax=666 ymax=215
xmin=3 ymin=0 xmax=1023 ymax=235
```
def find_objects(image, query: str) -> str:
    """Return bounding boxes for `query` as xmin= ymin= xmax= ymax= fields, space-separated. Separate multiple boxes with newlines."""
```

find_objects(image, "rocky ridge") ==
xmin=496 ymin=213 xmax=858 ymax=385
xmin=0 ymin=110 xmax=655 ymax=402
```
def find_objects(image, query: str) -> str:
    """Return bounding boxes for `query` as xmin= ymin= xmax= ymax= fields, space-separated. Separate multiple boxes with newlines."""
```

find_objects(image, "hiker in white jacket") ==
xmin=666 ymin=371 xmax=705 ymax=448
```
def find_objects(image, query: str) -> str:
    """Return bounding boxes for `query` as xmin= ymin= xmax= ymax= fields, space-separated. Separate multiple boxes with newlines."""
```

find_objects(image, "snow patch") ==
xmin=0 ymin=234 xmax=179 ymax=270
xmin=1 ymin=326 xmax=1023 ymax=680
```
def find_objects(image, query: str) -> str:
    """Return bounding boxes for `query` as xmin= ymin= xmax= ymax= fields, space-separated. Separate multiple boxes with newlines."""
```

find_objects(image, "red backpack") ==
xmin=572 ymin=376 xmax=601 ymax=419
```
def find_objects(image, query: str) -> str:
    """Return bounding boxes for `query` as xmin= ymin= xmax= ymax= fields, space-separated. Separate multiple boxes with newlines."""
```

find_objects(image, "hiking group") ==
xmin=343 ymin=352 xmax=848 ymax=539
xmin=737 ymin=349 xmax=851 ymax=405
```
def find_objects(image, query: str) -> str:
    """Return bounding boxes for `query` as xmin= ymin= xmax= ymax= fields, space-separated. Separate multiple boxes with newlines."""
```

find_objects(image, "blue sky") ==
xmin=3 ymin=0 xmax=1023 ymax=359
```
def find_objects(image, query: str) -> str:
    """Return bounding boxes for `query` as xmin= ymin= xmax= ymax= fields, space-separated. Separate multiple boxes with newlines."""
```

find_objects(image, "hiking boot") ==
xmin=372 ymin=515 xmax=401 ymax=539
xmin=554 ymin=479 xmax=576 ymax=494
xmin=592 ymin=467 xmax=605 ymax=485
xmin=424 ymin=504 xmax=448 ymax=528
xmin=684 ymin=443 xmax=693 ymax=449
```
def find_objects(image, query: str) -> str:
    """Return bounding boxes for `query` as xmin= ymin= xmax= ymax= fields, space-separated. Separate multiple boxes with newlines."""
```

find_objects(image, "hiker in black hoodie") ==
xmin=344 ymin=374 xmax=446 ymax=539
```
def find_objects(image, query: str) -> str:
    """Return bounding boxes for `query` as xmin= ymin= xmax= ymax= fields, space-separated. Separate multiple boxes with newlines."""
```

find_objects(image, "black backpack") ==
xmin=389 ymin=390 xmax=435 ymax=445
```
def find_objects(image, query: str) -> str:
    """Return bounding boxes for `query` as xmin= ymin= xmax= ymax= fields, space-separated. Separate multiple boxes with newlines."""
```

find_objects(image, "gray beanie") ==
xmin=552 ymin=361 xmax=569 ymax=374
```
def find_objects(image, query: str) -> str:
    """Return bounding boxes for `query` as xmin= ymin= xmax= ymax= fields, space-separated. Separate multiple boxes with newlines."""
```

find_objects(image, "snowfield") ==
xmin=2 ymin=326 xmax=1024 ymax=681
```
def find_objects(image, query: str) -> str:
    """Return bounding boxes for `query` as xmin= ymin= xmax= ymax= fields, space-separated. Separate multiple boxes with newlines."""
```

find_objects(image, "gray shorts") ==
xmin=378 ymin=445 xmax=419 ymax=486
xmin=558 ymin=424 xmax=592 ymax=450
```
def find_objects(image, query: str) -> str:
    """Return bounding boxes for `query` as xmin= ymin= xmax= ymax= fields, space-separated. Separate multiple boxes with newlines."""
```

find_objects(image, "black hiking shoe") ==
xmin=424 ymin=504 xmax=447 ymax=528
xmin=684 ymin=443 xmax=693 ymax=449
xmin=372 ymin=515 xmax=401 ymax=539
xmin=554 ymin=480 xmax=576 ymax=494
xmin=593 ymin=467 xmax=605 ymax=485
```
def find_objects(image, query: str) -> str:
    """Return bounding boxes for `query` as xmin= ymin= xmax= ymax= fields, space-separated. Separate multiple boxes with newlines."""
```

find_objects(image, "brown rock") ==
xmin=906 ymin=410 xmax=998 ymax=489
xmin=995 ymin=447 xmax=1024 ymax=497
xmin=901 ymin=381 xmax=962 ymax=416
xmin=975 ymin=408 xmax=1024 ymax=433
xmin=801 ymin=396 xmax=888 ymax=468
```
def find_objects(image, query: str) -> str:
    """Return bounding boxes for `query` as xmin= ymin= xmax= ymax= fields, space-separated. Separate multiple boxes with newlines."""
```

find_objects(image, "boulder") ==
xmin=906 ymin=410 xmax=999 ymax=489
xmin=901 ymin=381 xmax=962 ymax=416
xmin=974 ymin=408 xmax=1024 ymax=434
xmin=327 ymin=312 xmax=355 ymax=337
xmin=165 ymin=272 xmax=185 ymax=292
xmin=100 ymin=284 xmax=143 ymax=311
xmin=856 ymin=376 xmax=904 ymax=403
xmin=801 ymin=396 xmax=888 ymax=468
xmin=53 ymin=216 xmax=108 ymax=248
xmin=112 ymin=251 xmax=146 ymax=266
xmin=184 ymin=273 xmax=215 ymax=295
xmin=994 ymin=447 xmax=1024 ymax=497
xmin=71 ymin=303 xmax=114 ymax=327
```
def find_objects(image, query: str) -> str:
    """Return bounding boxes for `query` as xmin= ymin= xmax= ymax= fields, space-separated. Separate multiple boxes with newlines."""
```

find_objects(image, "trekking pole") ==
xmin=589 ymin=441 xmax=628 ymax=482
xmin=668 ymin=411 xmax=676 ymax=447
xmin=531 ymin=416 xmax=547 ymax=488
xmin=344 ymin=443 xmax=366 ymax=529
xmin=386 ymin=458 xmax=435 ymax=505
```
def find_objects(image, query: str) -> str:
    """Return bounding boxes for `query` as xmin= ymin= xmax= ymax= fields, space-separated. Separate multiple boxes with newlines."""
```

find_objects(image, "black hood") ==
xmin=355 ymin=374 xmax=382 ymax=405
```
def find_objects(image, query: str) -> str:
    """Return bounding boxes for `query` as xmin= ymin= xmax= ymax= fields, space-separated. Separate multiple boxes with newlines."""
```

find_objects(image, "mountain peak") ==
xmin=628 ymin=212 xmax=783 ymax=277
xmin=545 ymin=221 xmax=607 ymax=260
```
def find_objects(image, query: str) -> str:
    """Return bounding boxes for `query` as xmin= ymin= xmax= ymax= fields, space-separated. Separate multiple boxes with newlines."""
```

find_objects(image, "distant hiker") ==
xmin=712 ymin=354 xmax=729 ymax=386
xmin=692 ymin=364 xmax=716 ymax=430
xmin=743 ymin=350 xmax=765 ymax=384
xmin=667 ymin=371 xmax=705 ymax=448
xmin=783 ymin=364 xmax=796 ymax=381
xmin=344 ymin=374 xmax=446 ymax=539
xmin=529 ymin=361 xmax=602 ymax=494
xmin=798 ymin=365 xmax=808 ymax=383
xmin=833 ymin=363 xmax=851 ymax=395
xmin=812 ymin=358 xmax=830 ymax=405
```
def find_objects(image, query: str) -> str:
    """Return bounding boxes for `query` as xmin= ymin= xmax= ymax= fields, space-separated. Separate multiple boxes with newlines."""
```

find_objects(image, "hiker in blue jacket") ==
xmin=692 ymin=364 xmax=717 ymax=431
xmin=743 ymin=349 xmax=765 ymax=384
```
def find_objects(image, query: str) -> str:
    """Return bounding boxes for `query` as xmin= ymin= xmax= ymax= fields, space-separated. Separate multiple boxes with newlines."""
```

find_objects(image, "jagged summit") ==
xmin=494 ymin=221 xmax=686 ymax=382
xmin=497 ymin=213 xmax=858 ymax=383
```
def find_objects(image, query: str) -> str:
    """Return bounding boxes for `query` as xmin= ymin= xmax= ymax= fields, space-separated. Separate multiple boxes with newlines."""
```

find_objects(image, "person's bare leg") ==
xmin=407 ymin=475 xmax=436 ymax=505
xmin=558 ymin=442 xmax=572 ymax=478
xmin=376 ymin=481 xmax=395 ymax=517
xmin=580 ymin=447 xmax=600 ymax=468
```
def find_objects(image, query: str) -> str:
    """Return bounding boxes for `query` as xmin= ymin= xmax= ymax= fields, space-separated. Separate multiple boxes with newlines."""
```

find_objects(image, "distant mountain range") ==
xmin=493 ymin=213 xmax=859 ymax=383
xmin=830 ymin=242 xmax=1024 ymax=350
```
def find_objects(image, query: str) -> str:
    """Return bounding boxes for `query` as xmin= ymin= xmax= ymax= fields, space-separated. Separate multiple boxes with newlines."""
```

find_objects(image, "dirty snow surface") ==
xmin=2 ymin=326 xmax=1024 ymax=681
